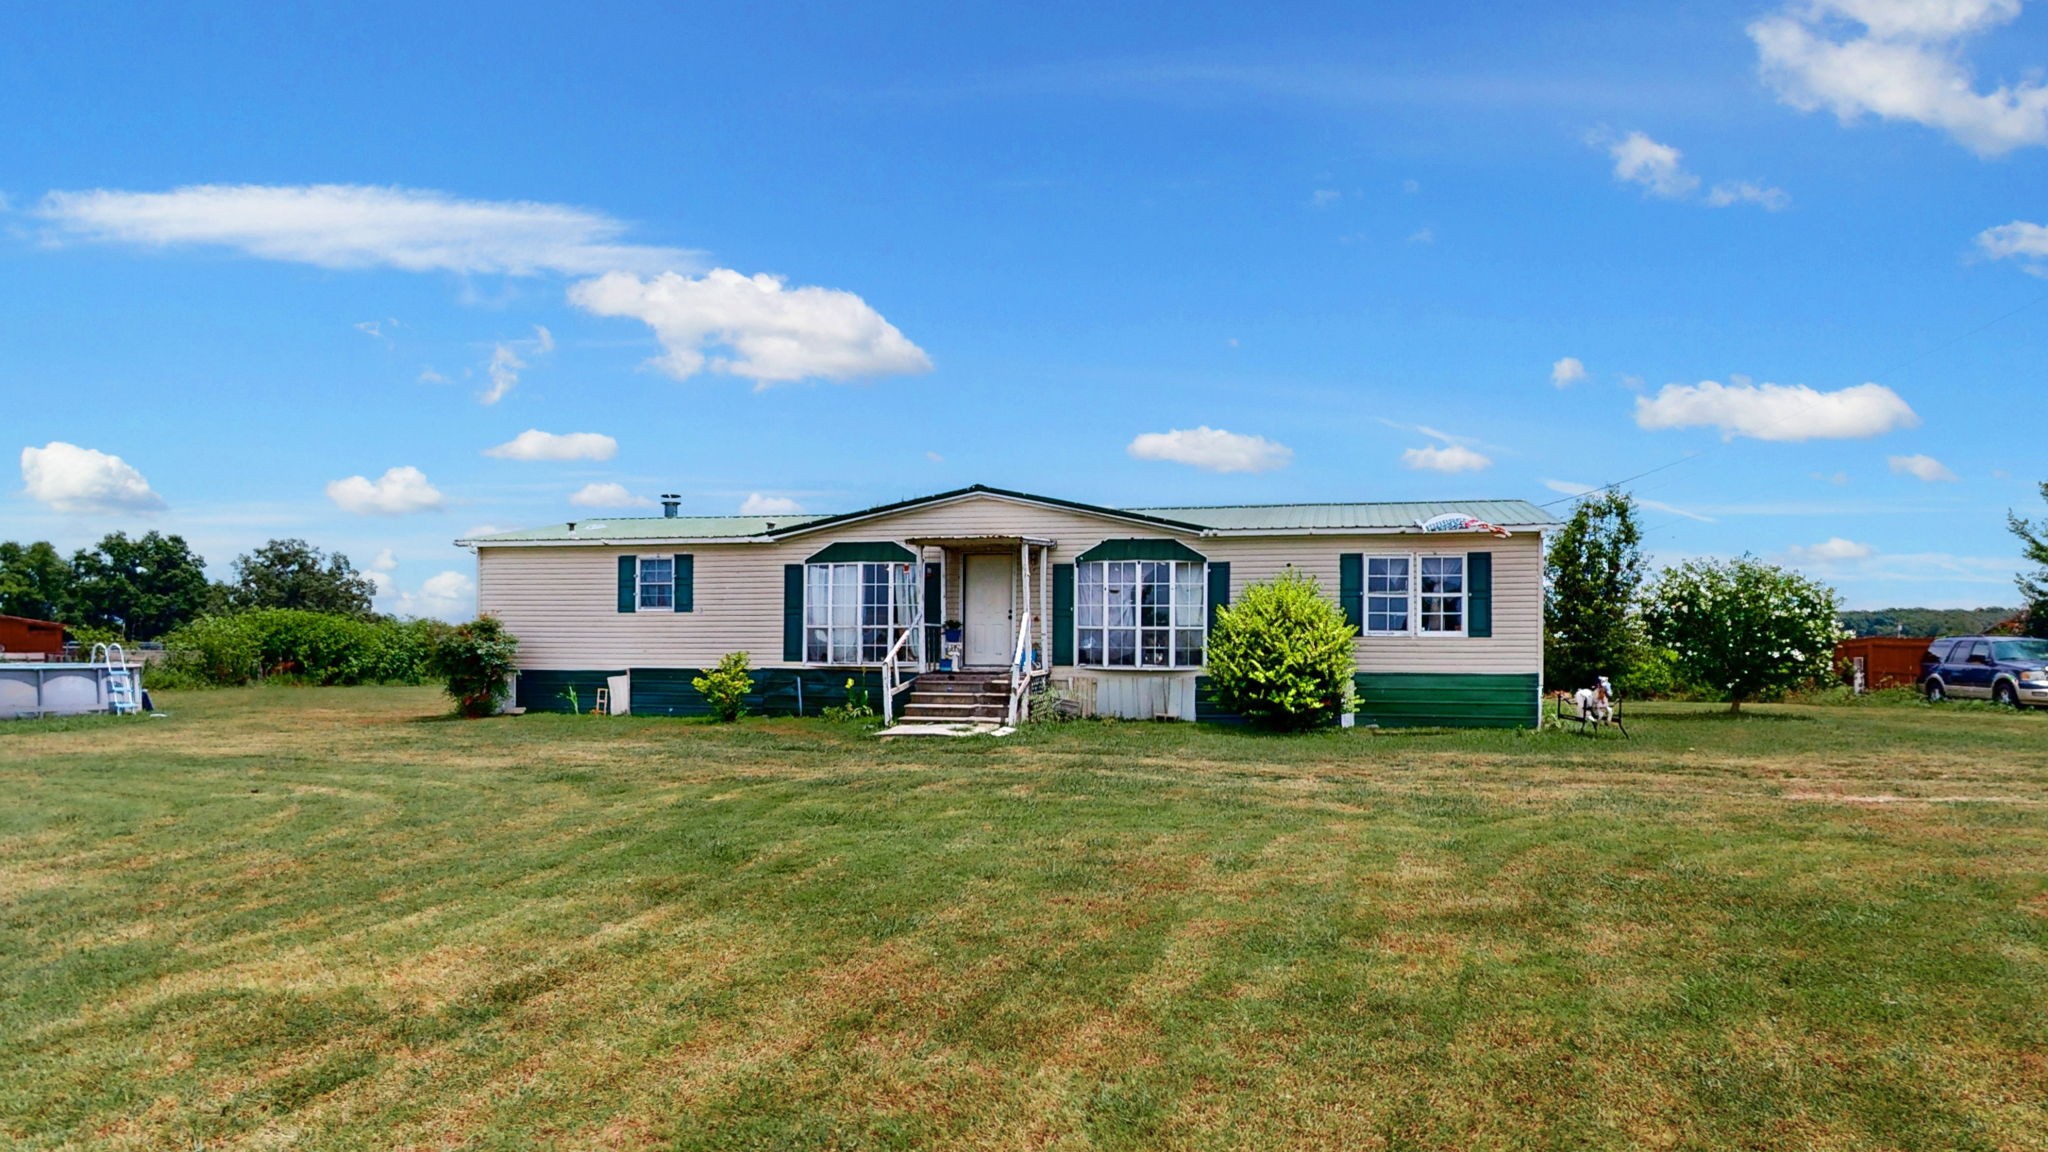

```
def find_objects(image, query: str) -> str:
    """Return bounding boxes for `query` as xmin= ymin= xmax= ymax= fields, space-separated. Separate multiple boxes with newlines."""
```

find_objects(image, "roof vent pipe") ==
xmin=660 ymin=493 xmax=681 ymax=519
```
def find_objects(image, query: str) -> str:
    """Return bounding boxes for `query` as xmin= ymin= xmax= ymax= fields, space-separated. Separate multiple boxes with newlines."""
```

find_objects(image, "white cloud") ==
xmin=1551 ymin=356 xmax=1587 ymax=388
xmin=19 ymin=441 xmax=166 ymax=514
xmin=1634 ymin=379 xmax=1919 ymax=440
xmin=1543 ymin=479 xmax=1717 ymax=522
xmin=1976 ymin=219 xmax=2048 ymax=273
xmin=355 ymin=318 xmax=398 ymax=344
xmin=371 ymin=548 xmax=398 ymax=572
xmin=483 ymin=429 xmax=618 ymax=461
xmin=1706 ymin=180 xmax=1792 ymax=210
xmin=417 ymin=368 xmax=448 ymax=384
xmin=568 ymin=482 xmax=653 ymax=509
xmin=36 ymin=184 xmax=698 ymax=275
xmin=568 ymin=269 xmax=932 ymax=387
xmin=740 ymin=493 xmax=803 ymax=515
xmin=1126 ymin=426 xmax=1293 ymax=473
xmin=1750 ymin=0 xmax=2048 ymax=156
xmin=325 ymin=466 xmax=444 ymax=515
xmin=1402 ymin=179 xmax=1422 ymax=194
xmin=1407 ymin=226 xmax=1435 ymax=244
xmin=381 ymin=570 xmax=476 ymax=621
xmin=1311 ymin=188 xmax=1343 ymax=207
xmin=1606 ymin=131 xmax=1701 ymax=199
xmin=480 ymin=325 xmax=552 ymax=406
xmin=1787 ymin=536 xmax=1876 ymax=562
xmin=1595 ymin=130 xmax=1787 ymax=209
xmin=1401 ymin=444 xmax=1493 ymax=473
xmin=925 ymin=450 xmax=944 ymax=463
xmin=1888 ymin=452 xmax=1959 ymax=481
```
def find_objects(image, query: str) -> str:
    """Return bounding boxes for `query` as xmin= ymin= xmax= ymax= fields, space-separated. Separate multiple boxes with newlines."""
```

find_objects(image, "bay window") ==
xmin=805 ymin=560 xmax=920 ymax=664
xmin=1076 ymin=559 xmax=1205 ymax=668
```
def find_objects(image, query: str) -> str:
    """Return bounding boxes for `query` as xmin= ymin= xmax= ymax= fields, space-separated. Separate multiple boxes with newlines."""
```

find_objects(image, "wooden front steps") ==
xmin=879 ymin=671 xmax=1014 ymax=736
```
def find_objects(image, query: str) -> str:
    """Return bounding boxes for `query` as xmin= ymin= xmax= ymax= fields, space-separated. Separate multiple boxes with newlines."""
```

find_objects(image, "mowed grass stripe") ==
xmin=1 ymin=686 xmax=2044 ymax=1150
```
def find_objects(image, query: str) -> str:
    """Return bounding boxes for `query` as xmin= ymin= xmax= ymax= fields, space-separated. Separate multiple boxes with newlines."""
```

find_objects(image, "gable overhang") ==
xmin=759 ymin=485 xmax=1208 ymax=540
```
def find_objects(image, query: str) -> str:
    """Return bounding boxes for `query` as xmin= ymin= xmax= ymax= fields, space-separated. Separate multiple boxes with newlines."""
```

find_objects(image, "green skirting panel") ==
xmin=627 ymin=667 xmax=886 ymax=718
xmin=1354 ymin=672 xmax=1540 ymax=729
xmin=1192 ymin=677 xmax=1243 ymax=725
xmin=1194 ymin=672 xmax=1540 ymax=729
xmin=515 ymin=669 xmax=622 ymax=713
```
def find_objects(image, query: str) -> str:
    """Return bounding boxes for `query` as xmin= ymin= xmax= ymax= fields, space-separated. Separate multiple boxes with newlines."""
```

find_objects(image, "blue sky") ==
xmin=5 ymin=0 xmax=2047 ymax=615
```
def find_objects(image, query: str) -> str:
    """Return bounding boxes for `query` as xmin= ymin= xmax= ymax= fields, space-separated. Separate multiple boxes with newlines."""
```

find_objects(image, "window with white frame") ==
xmin=805 ymin=561 xmax=921 ymax=664
xmin=637 ymin=557 xmax=674 ymax=610
xmin=1365 ymin=556 xmax=1409 ymax=634
xmin=1418 ymin=555 xmax=1465 ymax=634
xmin=1076 ymin=559 xmax=1205 ymax=668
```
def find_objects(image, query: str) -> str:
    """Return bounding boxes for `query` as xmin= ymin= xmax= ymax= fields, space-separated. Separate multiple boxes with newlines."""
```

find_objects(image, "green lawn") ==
xmin=3 ymin=688 xmax=2046 ymax=1151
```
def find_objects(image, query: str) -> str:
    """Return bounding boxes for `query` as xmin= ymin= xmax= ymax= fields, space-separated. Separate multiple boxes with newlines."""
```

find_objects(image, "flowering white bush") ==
xmin=1643 ymin=556 xmax=1842 ymax=713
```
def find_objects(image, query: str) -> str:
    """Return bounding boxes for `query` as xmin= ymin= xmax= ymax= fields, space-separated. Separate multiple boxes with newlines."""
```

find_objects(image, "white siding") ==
xmin=475 ymin=491 xmax=1544 ymax=679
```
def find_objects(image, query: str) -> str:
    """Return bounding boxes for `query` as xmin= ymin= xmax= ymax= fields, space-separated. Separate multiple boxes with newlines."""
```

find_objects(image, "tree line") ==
xmin=1546 ymin=481 xmax=2048 ymax=708
xmin=0 ymin=534 xmax=380 ymax=641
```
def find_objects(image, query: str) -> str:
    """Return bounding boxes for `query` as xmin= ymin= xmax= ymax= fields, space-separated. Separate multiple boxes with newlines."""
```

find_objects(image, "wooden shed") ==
xmin=0 ymin=615 xmax=67 ymax=660
xmin=1835 ymin=636 xmax=1932 ymax=690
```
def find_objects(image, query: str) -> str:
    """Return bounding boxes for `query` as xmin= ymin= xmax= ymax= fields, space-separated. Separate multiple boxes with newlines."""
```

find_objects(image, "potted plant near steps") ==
xmin=940 ymin=620 xmax=963 ymax=671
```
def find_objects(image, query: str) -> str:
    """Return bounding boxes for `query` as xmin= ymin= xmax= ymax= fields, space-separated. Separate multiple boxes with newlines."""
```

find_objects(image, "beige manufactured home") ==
xmin=460 ymin=485 xmax=1559 ymax=727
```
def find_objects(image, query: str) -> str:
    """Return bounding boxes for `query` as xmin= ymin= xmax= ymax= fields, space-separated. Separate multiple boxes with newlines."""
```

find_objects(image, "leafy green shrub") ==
xmin=156 ymin=610 xmax=451 ymax=688
xmin=692 ymin=652 xmax=753 ymax=722
xmin=64 ymin=623 xmax=124 ymax=648
xmin=1204 ymin=570 xmax=1357 ymax=731
xmin=431 ymin=616 xmax=520 ymax=718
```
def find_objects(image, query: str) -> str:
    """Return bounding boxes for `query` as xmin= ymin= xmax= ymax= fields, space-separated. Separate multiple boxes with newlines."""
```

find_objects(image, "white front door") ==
xmin=963 ymin=553 xmax=1014 ymax=667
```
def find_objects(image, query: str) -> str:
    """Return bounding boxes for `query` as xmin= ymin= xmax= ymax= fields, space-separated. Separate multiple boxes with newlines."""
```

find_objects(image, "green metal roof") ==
xmin=460 ymin=487 xmax=1558 ymax=546
xmin=1127 ymin=499 xmax=1560 ymax=532
xmin=463 ymin=513 xmax=830 ymax=544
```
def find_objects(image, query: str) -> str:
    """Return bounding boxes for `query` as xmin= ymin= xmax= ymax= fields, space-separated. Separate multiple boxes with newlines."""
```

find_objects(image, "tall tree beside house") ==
xmin=227 ymin=538 xmax=378 ymax=616
xmin=68 ymin=531 xmax=213 ymax=641
xmin=1644 ymin=556 xmax=1841 ymax=714
xmin=2010 ymin=481 xmax=2048 ymax=638
xmin=0 ymin=540 xmax=75 ymax=622
xmin=1544 ymin=490 xmax=1647 ymax=693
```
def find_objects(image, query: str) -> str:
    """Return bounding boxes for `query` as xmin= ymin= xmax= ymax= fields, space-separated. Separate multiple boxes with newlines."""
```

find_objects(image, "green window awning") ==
xmin=804 ymin=541 xmax=917 ymax=565
xmin=1074 ymin=538 xmax=1207 ymax=564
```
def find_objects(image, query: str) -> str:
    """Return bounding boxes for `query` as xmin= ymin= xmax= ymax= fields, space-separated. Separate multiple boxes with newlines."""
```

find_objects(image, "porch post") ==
xmin=1017 ymin=541 xmax=1031 ymax=664
xmin=1038 ymin=545 xmax=1051 ymax=671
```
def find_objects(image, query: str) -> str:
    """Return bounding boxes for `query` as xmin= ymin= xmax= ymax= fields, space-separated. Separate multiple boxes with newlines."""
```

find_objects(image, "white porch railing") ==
xmin=880 ymin=623 xmax=921 ymax=723
xmin=1007 ymin=610 xmax=1037 ymax=726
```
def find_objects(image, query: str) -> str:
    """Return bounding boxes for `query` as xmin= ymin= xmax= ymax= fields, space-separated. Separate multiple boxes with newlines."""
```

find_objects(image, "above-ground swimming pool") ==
xmin=0 ymin=661 xmax=147 ymax=719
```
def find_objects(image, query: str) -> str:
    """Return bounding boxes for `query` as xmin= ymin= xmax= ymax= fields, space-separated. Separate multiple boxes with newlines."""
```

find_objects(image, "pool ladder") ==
xmin=90 ymin=643 xmax=141 ymax=715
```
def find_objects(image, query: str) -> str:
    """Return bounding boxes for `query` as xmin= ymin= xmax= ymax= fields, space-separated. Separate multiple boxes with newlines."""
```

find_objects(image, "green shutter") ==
xmin=1052 ymin=563 xmax=1075 ymax=666
xmin=674 ymin=554 xmax=693 ymax=612
xmin=1466 ymin=551 xmax=1492 ymax=638
xmin=1338 ymin=553 xmax=1363 ymax=631
xmin=783 ymin=565 xmax=804 ymax=662
xmin=1206 ymin=562 xmax=1230 ymax=633
xmin=617 ymin=555 xmax=637 ymax=613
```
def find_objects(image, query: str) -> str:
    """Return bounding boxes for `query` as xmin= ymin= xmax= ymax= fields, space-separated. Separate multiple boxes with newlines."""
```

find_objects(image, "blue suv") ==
xmin=1921 ymin=636 xmax=2048 ymax=708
